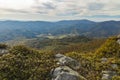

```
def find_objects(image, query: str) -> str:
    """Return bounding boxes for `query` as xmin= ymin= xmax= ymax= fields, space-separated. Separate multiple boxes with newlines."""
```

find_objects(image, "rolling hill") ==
xmin=0 ymin=20 xmax=120 ymax=42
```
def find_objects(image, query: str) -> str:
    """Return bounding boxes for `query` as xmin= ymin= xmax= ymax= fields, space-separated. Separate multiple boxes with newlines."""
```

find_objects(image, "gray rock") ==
xmin=52 ymin=67 xmax=63 ymax=78
xmin=117 ymin=39 xmax=120 ymax=44
xmin=0 ymin=49 xmax=8 ymax=54
xmin=57 ymin=56 xmax=80 ymax=70
xmin=111 ymin=64 xmax=118 ymax=69
xmin=54 ymin=72 xmax=80 ymax=80
xmin=52 ymin=54 xmax=86 ymax=80
xmin=52 ymin=66 xmax=86 ymax=80
xmin=55 ymin=53 xmax=65 ymax=59
xmin=102 ymin=71 xmax=117 ymax=80
xmin=101 ymin=58 xmax=108 ymax=63
xmin=117 ymin=35 xmax=120 ymax=44
xmin=101 ymin=58 xmax=118 ymax=69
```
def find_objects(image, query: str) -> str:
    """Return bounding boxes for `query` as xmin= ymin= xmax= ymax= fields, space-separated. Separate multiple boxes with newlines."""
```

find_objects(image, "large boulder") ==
xmin=55 ymin=54 xmax=80 ymax=70
xmin=55 ymin=72 xmax=80 ymax=80
xmin=51 ymin=54 xmax=86 ymax=80
xmin=52 ymin=66 xmax=86 ymax=80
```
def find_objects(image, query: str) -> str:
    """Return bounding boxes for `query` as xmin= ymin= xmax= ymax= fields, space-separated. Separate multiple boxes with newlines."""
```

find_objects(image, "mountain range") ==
xmin=0 ymin=20 xmax=120 ymax=42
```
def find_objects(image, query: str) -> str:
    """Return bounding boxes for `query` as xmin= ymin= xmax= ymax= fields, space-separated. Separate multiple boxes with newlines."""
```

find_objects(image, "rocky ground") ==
xmin=51 ymin=53 xmax=87 ymax=80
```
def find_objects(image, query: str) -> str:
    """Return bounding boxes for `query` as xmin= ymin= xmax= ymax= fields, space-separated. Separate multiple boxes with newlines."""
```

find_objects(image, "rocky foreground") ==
xmin=51 ymin=53 xmax=118 ymax=80
xmin=51 ymin=53 xmax=87 ymax=80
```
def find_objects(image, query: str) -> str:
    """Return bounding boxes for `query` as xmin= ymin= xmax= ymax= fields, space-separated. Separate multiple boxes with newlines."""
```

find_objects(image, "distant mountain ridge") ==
xmin=0 ymin=20 xmax=120 ymax=42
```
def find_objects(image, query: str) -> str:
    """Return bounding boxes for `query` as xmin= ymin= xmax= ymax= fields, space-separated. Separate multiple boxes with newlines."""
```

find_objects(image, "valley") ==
xmin=0 ymin=20 xmax=120 ymax=42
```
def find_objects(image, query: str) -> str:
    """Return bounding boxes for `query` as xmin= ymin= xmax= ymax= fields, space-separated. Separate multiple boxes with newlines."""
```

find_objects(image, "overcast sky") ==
xmin=0 ymin=0 xmax=120 ymax=21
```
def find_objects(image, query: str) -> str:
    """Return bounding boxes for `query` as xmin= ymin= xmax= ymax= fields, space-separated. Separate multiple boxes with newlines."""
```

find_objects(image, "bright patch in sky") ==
xmin=0 ymin=0 xmax=34 ymax=9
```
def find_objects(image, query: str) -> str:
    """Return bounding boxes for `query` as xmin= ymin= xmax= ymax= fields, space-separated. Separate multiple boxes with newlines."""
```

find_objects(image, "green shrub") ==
xmin=112 ymin=76 xmax=120 ymax=80
xmin=95 ymin=37 xmax=120 ymax=58
xmin=0 ymin=45 xmax=56 ymax=80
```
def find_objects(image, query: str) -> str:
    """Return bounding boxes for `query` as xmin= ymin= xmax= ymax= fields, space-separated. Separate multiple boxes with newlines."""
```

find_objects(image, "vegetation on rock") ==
xmin=0 ymin=45 xmax=56 ymax=80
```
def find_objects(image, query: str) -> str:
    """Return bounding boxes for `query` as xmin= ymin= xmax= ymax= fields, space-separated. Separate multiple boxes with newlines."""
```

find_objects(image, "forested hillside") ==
xmin=0 ymin=20 xmax=120 ymax=41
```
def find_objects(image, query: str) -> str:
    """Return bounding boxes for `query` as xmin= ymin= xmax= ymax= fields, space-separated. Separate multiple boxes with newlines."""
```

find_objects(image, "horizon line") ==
xmin=0 ymin=19 xmax=120 ymax=22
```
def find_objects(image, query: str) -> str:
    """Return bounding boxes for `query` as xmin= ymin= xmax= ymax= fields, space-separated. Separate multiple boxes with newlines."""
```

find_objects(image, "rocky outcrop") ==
xmin=101 ymin=35 xmax=120 ymax=80
xmin=52 ymin=66 xmax=82 ymax=80
xmin=55 ymin=54 xmax=80 ymax=70
xmin=102 ymin=71 xmax=117 ymax=80
xmin=51 ymin=54 xmax=86 ymax=80
xmin=101 ymin=58 xmax=118 ymax=80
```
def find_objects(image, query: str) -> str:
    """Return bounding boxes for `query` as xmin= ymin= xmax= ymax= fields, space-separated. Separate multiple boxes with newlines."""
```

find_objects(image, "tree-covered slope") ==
xmin=0 ymin=20 xmax=120 ymax=41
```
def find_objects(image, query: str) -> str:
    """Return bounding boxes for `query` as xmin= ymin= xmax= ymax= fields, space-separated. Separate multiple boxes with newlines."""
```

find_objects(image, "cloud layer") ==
xmin=0 ymin=0 xmax=120 ymax=21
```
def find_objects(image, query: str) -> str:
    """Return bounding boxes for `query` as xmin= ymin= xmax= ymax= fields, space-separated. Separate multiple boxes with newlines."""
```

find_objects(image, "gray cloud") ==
xmin=0 ymin=8 xmax=29 ymax=13
xmin=57 ymin=11 xmax=80 ymax=16
xmin=88 ymin=2 xmax=105 ymax=10
xmin=36 ymin=11 xmax=48 ymax=14
xmin=42 ymin=2 xmax=56 ymax=9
